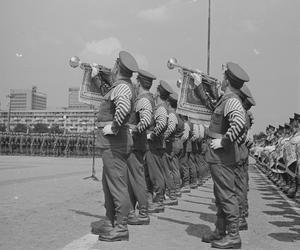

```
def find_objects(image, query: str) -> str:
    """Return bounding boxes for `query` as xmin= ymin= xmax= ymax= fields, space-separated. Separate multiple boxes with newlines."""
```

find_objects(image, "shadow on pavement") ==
xmin=157 ymin=216 xmax=212 ymax=238
xmin=181 ymin=199 xmax=217 ymax=212
xmin=251 ymin=166 xmax=300 ymax=243
xmin=168 ymin=207 xmax=216 ymax=224
xmin=69 ymin=209 xmax=105 ymax=219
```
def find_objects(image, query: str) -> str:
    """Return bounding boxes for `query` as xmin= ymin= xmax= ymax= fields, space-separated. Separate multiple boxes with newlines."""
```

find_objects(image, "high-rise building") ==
xmin=68 ymin=87 xmax=91 ymax=110
xmin=0 ymin=109 xmax=95 ymax=133
xmin=10 ymin=86 xmax=47 ymax=111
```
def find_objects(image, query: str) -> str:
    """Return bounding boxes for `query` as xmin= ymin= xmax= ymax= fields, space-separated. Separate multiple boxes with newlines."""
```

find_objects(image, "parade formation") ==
xmin=1 ymin=1 xmax=299 ymax=249
xmin=2 ymin=49 xmax=300 ymax=249
xmin=67 ymin=50 xmax=260 ymax=249
xmin=0 ymin=132 xmax=95 ymax=157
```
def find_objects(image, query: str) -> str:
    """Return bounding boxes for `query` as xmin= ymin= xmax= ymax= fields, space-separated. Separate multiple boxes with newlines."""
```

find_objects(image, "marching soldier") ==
xmin=162 ymin=92 xmax=184 ymax=204
xmin=19 ymin=132 xmax=25 ymax=154
xmin=0 ymin=132 xmax=4 ymax=154
xmin=93 ymin=51 xmax=138 ymax=241
xmin=126 ymin=69 xmax=156 ymax=225
xmin=234 ymin=84 xmax=256 ymax=231
xmin=193 ymin=62 xmax=248 ymax=248
xmin=179 ymin=116 xmax=193 ymax=193
xmin=144 ymin=80 xmax=173 ymax=213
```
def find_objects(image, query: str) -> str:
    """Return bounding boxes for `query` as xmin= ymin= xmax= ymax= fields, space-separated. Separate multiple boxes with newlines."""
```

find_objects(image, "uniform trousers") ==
xmin=144 ymin=141 xmax=165 ymax=199
xmin=244 ymin=159 xmax=249 ymax=213
xmin=162 ymin=153 xmax=179 ymax=191
xmin=179 ymin=141 xmax=197 ymax=186
xmin=234 ymin=161 xmax=247 ymax=217
xmin=189 ymin=153 xmax=200 ymax=185
xmin=127 ymin=149 xmax=148 ymax=209
xmin=102 ymin=147 xmax=131 ymax=225
xmin=210 ymin=163 xmax=239 ymax=225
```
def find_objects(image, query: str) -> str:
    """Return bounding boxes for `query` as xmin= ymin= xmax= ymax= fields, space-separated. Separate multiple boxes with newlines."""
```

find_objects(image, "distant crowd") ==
xmin=251 ymin=113 xmax=300 ymax=202
xmin=0 ymin=132 xmax=96 ymax=157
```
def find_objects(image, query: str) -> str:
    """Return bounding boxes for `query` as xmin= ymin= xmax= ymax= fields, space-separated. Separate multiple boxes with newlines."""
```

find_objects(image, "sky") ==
xmin=0 ymin=0 xmax=299 ymax=133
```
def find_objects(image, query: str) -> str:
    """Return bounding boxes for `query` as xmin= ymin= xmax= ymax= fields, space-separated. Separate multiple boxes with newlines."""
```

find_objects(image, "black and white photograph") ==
xmin=0 ymin=0 xmax=299 ymax=249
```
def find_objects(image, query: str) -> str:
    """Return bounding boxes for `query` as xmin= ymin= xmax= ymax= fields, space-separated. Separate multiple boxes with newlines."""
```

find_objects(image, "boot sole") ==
xmin=98 ymin=236 xmax=129 ymax=242
xmin=211 ymin=242 xmax=242 ymax=249
xmin=181 ymin=190 xmax=191 ymax=193
xmin=163 ymin=201 xmax=178 ymax=206
xmin=239 ymin=225 xmax=248 ymax=231
xmin=148 ymin=208 xmax=165 ymax=213
xmin=128 ymin=221 xmax=150 ymax=225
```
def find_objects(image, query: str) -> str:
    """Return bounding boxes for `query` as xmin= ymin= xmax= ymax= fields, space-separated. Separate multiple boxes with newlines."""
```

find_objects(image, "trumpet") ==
xmin=69 ymin=56 xmax=111 ymax=72
xmin=167 ymin=57 xmax=219 ymax=85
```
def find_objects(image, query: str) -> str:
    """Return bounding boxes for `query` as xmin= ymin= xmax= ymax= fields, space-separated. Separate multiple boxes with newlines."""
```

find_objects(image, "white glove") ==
xmin=102 ymin=124 xmax=114 ymax=135
xmin=210 ymin=138 xmax=223 ymax=149
xmin=91 ymin=64 xmax=99 ymax=78
xmin=191 ymin=71 xmax=202 ymax=86
xmin=147 ymin=133 xmax=152 ymax=140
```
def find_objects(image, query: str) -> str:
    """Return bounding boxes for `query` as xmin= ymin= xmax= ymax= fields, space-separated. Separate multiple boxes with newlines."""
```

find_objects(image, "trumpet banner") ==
xmin=176 ymin=71 xmax=212 ymax=125
xmin=79 ymin=64 xmax=112 ymax=107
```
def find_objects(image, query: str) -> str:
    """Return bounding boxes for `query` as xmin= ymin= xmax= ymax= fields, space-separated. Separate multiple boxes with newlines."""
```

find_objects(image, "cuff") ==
xmin=111 ymin=120 xmax=120 ymax=135
xmin=221 ymin=136 xmax=230 ymax=148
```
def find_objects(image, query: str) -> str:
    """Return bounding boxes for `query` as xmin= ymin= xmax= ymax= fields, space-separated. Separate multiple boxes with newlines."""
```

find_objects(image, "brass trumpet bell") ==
xmin=167 ymin=57 xmax=178 ymax=70
xmin=69 ymin=56 xmax=81 ymax=68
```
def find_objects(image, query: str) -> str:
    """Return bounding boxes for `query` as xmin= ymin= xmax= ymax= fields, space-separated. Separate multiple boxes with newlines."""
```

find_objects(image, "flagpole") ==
xmin=207 ymin=0 xmax=211 ymax=75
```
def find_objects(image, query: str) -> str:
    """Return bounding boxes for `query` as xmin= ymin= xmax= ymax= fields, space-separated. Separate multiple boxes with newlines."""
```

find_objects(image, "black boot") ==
xmin=238 ymin=216 xmax=248 ymax=231
xmin=148 ymin=193 xmax=164 ymax=213
xmin=211 ymin=222 xmax=241 ymax=249
xmin=91 ymin=218 xmax=114 ymax=235
xmin=287 ymin=177 xmax=297 ymax=198
xmin=128 ymin=207 xmax=150 ymax=225
xmin=98 ymin=217 xmax=129 ymax=242
xmin=202 ymin=217 xmax=226 ymax=243
xmin=295 ymin=177 xmax=300 ymax=202
xmin=181 ymin=185 xmax=191 ymax=193
xmin=282 ymin=175 xmax=291 ymax=193
xmin=163 ymin=190 xmax=178 ymax=206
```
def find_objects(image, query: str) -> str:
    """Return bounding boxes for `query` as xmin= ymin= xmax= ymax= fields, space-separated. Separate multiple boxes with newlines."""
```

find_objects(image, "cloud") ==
xmin=79 ymin=37 xmax=122 ymax=65
xmin=79 ymin=37 xmax=149 ymax=71
xmin=137 ymin=5 xmax=169 ymax=22
xmin=83 ymin=37 xmax=122 ymax=56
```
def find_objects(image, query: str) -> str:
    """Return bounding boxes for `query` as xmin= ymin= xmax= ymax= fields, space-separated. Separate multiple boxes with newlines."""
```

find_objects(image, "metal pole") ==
xmin=207 ymin=0 xmax=211 ymax=75
xmin=92 ymin=111 xmax=96 ymax=174
xmin=83 ymin=108 xmax=99 ymax=181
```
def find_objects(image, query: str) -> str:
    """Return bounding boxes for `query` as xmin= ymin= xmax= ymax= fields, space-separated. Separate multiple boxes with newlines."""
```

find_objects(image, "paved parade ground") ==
xmin=0 ymin=156 xmax=299 ymax=250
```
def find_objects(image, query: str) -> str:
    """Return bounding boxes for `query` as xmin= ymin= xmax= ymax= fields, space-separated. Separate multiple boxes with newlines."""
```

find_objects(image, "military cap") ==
xmin=240 ymin=84 xmax=256 ymax=106
xmin=169 ymin=92 xmax=178 ymax=102
xmin=294 ymin=113 xmax=300 ymax=121
xmin=118 ymin=51 xmax=138 ymax=74
xmin=225 ymin=62 xmax=249 ymax=89
xmin=278 ymin=125 xmax=284 ymax=131
xmin=137 ymin=69 xmax=156 ymax=89
xmin=284 ymin=123 xmax=291 ymax=129
xmin=158 ymin=80 xmax=173 ymax=95
xmin=269 ymin=125 xmax=275 ymax=130
xmin=289 ymin=117 xmax=295 ymax=124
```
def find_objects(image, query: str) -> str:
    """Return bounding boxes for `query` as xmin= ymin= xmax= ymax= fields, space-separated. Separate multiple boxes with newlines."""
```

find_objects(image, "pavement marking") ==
xmin=252 ymin=164 xmax=300 ymax=214
xmin=62 ymin=233 xmax=98 ymax=250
